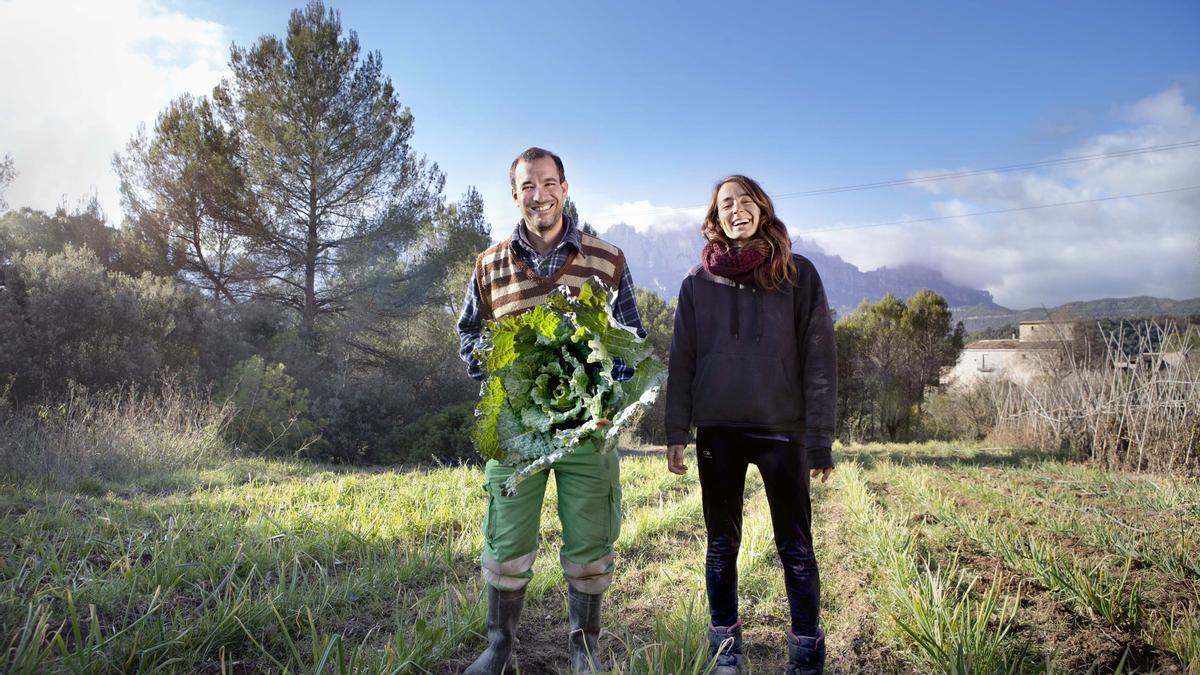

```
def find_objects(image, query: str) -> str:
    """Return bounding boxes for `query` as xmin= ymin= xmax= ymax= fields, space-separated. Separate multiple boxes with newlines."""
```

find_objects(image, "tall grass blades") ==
xmin=892 ymin=569 xmax=1022 ymax=675
xmin=0 ymin=381 xmax=232 ymax=488
xmin=838 ymin=462 xmax=1025 ymax=673
xmin=614 ymin=591 xmax=719 ymax=675
xmin=1159 ymin=603 xmax=1200 ymax=673
xmin=4 ymin=442 xmax=1192 ymax=670
xmin=5 ymin=603 xmax=58 ymax=673
xmin=1037 ymin=557 xmax=1144 ymax=631
xmin=916 ymin=481 xmax=1148 ymax=634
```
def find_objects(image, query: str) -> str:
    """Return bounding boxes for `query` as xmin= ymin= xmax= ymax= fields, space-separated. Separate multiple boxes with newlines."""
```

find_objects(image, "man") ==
xmin=457 ymin=147 xmax=645 ymax=673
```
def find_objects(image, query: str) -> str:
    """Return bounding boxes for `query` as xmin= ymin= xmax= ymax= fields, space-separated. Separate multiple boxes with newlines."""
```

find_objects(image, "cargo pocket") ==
xmin=607 ymin=470 xmax=623 ymax=547
xmin=482 ymin=481 xmax=496 ymax=547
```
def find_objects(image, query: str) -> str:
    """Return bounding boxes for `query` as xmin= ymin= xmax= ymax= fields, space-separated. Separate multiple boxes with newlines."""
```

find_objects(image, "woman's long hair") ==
xmin=701 ymin=175 xmax=798 ymax=291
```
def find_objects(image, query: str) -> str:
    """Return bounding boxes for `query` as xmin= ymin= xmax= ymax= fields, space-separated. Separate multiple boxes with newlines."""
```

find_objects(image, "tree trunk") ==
xmin=303 ymin=192 xmax=319 ymax=346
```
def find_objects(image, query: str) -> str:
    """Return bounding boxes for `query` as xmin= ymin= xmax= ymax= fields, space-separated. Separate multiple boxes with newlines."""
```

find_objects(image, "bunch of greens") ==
xmin=473 ymin=277 xmax=663 ymax=495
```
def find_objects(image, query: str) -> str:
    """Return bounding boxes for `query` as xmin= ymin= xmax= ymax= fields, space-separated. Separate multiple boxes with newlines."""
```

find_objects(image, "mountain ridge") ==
xmin=602 ymin=222 xmax=997 ymax=315
xmin=951 ymin=296 xmax=1200 ymax=331
xmin=600 ymin=223 xmax=1198 ymax=330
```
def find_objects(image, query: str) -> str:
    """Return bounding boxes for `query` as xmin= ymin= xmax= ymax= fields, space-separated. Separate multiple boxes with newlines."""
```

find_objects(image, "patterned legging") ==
xmin=696 ymin=427 xmax=821 ymax=635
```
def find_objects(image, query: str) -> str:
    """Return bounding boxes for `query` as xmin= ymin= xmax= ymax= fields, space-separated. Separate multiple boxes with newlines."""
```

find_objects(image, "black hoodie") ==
xmin=665 ymin=254 xmax=837 ymax=468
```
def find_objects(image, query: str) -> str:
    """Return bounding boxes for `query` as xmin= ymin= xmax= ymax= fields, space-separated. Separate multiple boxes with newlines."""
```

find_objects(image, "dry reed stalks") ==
xmin=0 ymin=380 xmax=233 ymax=486
xmin=988 ymin=321 xmax=1198 ymax=476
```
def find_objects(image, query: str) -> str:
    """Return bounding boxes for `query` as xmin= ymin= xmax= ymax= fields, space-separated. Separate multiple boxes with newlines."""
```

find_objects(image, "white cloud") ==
xmin=1123 ymin=85 xmax=1193 ymax=127
xmin=0 ymin=0 xmax=228 ymax=221
xmin=590 ymin=200 xmax=704 ymax=233
xmin=480 ymin=192 xmax=703 ymax=242
xmin=809 ymin=86 xmax=1200 ymax=308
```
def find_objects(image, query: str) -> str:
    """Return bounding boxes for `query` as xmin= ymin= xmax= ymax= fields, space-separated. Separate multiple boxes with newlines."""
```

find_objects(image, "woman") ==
xmin=665 ymin=175 xmax=837 ymax=675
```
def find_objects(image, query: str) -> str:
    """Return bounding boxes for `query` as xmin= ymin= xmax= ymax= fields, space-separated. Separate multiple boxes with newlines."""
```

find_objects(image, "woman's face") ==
xmin=716 ymin=181 xmax=761 ymax=241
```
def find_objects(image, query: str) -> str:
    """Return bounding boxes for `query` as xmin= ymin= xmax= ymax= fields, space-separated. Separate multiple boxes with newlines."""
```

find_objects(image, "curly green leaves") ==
xmin=471 ymin=277 xmax=664 ymax=495
xmin=474 ymin=377 xmax=508 ymax=462
xmin=478 ymin=303 xmax=568 ymax=373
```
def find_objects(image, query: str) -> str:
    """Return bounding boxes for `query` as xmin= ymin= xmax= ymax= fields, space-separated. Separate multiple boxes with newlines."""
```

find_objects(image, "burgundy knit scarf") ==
xmin=702 ymin=241 xmax=766 ymax=286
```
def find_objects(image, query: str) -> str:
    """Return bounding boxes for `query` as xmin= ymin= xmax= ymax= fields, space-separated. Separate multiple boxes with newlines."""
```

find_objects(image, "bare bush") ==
xmin=920 ymin=378 xmax=1001 ymax=440
xmin=0 ymin=381 xmax=232 ymax=487
xmin=989 ymin=321 xmax=1199 ymax=476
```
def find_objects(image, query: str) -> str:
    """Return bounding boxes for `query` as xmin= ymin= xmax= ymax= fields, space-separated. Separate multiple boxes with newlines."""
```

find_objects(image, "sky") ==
xmin=0 ymin=0 xmax=1197 ymax=308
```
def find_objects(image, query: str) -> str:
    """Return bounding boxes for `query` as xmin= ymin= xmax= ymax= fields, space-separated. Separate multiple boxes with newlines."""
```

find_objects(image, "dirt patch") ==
xmin=822 ymin=588 xmax=906 ymax=675
xmin=954 ymin=540 xmax=1183 ymax=674
xmin=812 ymin=482 xmax=907 ymax=674
xmin=441 ymin=593 xmax=629 ymax=674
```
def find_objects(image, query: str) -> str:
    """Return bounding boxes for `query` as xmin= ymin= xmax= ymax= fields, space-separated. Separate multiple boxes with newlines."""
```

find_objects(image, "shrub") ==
xmin=918 ymin=380 xmax=999 ymax=441
xmin=634 ymin=390 xmax=668 ymax=446
xmin=0 ymin=246 xmax=211 ymax=402
xmin=309 ymin=307 xmax=481 ymax=463
xmin=383 ymin=401 xmax=479 ymax=466
xmin=309 ymin=377 xmax=407 ymax=463
xmin=218 ymin=355 xmax=323 ymax=456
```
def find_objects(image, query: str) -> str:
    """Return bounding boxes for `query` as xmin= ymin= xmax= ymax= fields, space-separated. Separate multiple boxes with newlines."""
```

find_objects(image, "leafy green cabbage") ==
xmin=473 ymin=277 xmax=663 ymax=495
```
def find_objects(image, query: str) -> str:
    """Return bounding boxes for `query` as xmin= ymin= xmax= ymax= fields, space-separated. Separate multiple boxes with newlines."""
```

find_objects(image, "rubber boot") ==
xmin=708 ymin=621 xmax=744 ymax=674
xmin=786 ymin=627 xmax=825 ymax=675
xmin=567 ymin=587 xmax=605 ymax=673
xmin=464 ymin=585 xmax=526 ymax=675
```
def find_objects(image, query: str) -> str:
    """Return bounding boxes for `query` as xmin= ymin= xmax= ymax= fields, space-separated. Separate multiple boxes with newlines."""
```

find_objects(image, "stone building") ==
xmin=941 ymin=320 xmax=1074 ymax=387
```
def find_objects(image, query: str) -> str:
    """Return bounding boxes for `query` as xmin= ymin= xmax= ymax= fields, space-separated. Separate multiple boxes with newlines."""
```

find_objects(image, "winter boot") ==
xmin=464 ymin=585 xmax=526 ymax=675
xmin=707 ymin=621 xmax=744 ymax=674
xmin=786 ymin=627 xmax=825 ymax=675
xmin=567 ymin=587 xmax=605 ymax=673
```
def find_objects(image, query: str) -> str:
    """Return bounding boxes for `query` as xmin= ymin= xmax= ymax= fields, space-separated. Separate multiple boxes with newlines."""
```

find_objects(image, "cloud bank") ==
xmin=0 ymin=0 xmax=228 ymax=220
xmin=590 ymin=200 xmax=706 ymax=234
xmin=807 ymin=87 xmax=1200 ymax=308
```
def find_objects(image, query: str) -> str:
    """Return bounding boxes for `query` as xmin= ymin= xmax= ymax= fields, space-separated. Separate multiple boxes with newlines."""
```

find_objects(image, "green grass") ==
xmin=2 ymin=441 xmax=1196 ymax=673
xmin=837 ymin=461 xmax=1027 ymax=674
xmin=889 ymin=459 xmax=1190 ymax=668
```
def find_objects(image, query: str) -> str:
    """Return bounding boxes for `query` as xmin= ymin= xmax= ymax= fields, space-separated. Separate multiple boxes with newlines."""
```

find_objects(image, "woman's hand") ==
xmin=811 ymin=467 xmax=834 ymax=483
xmin=667 ymin=444 xmax=687 ymax=474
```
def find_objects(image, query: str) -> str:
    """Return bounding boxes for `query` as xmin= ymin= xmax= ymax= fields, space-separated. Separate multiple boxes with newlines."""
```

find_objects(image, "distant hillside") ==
xmin=953 ymin=296 xmax=1200 ymax=332
xmin=602 ymin=223 xmax=1197 ymax=326
xmin=602 ymin=223 xmax=996 ymax=316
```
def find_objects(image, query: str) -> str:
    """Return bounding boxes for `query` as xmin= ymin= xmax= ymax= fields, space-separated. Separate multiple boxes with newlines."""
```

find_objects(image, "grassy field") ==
xmin=2 ymin=442 xmax=1198 ymax=673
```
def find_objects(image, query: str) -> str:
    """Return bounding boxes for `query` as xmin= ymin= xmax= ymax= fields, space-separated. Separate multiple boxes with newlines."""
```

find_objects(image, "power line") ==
xmin=773 ymin=140 xmax=1200 ymax=199
xmin=620 ymin=139 xmax=1200 ymax=215
xmin=796 ymin=184 xmax=1200 ymax=235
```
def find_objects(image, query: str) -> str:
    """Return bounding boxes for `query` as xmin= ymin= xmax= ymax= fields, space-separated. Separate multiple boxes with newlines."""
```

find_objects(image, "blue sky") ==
xmin=1 ymin=0 xmax=1197 ymax=306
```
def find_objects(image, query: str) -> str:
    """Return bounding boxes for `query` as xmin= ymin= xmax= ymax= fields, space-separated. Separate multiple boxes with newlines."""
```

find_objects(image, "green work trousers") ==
xmin=481 ymin=445 xmax=621 ymax=594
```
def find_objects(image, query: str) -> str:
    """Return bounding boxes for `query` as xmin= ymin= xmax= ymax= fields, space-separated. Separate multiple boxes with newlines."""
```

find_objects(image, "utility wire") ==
xmin=621 ymin=139 xmax=1200 ymax=215
xmin=773 ymin=140 xmax=1200 ymax=199
xmin=796 ymin=184 xmax=1200 ymax=234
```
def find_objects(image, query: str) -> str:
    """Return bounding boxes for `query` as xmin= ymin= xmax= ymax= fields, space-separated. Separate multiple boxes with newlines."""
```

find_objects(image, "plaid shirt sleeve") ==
xmin=611 ymin=262 xmax=646 ymax=381
xmin=456 ymin=274 xmax=486 ymax=381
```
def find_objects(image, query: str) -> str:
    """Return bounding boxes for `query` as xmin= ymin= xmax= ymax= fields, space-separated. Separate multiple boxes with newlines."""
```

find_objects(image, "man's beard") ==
xmin=528 ymin=208 xmax=561 ymax=231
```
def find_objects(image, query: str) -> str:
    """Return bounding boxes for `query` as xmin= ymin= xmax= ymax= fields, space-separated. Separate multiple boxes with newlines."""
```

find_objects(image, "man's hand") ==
xmin=811 ymin=467 xmax=834 ymax=483
xmin=667 ymin=444 xmax=687 ymax=474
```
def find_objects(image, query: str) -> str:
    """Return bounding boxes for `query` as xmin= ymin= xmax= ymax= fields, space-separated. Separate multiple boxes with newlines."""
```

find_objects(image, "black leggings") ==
xmin=696 ymin=427 xmax=821 ymax=635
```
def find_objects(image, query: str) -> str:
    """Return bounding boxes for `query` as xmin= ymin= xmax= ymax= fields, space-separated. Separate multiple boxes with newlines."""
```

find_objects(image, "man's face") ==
xmin=512 ymin=156 xmax=568 ymax=234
